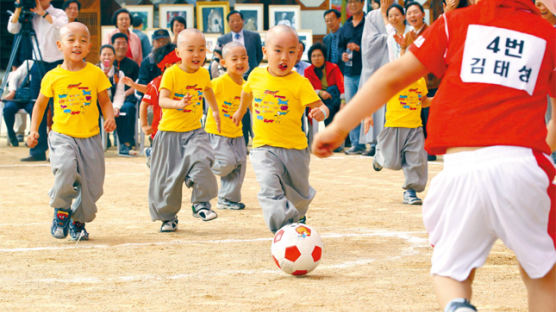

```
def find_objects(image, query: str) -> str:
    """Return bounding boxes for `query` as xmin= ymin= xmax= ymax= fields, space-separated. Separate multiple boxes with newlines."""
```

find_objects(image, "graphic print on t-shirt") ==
xmin=58 ymin=82 xmax=92 ymax=115
xmin=399 ymin=87 xmax=424 ymax=111
xmin=173 ymin=84 xmax=204 ymax=113
xmin=253 ymin=89 xmax=290 ymax=124
xmin=222 ymin=95 xmax=241 ymax=119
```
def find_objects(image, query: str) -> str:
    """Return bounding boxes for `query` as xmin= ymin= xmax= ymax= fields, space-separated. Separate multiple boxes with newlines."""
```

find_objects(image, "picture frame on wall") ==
xmin=197 ymin=1 xmax=230 ymax=35
xmin=205 ymin=33 xmax=219 ymax=58
xmin=268 ymin=5 xmax=301 ymax=30
xmin=296 ymin=29 xmax=313 ymax=62
xmin=123 ymin=5 xmax=154 ymax=30
xmin=159 ymin=4 xmax=195 ymax=30
xmin=233 ymin=3 xmax=263 ymax=32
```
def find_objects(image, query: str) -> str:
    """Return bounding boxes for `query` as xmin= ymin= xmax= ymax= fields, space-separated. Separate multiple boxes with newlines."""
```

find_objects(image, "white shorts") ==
xmin=423 ymin=146 xmax=556 ymax=281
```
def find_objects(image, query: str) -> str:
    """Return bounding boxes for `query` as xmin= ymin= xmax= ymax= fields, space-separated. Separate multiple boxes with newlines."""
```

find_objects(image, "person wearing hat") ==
xmin=136 ymin=29 xmax=175 ymax=98
xmin=132 ymin=14 xmax=152 ymax=60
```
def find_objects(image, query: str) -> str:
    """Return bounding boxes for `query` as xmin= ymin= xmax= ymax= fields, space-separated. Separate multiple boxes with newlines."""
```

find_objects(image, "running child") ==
xmin=365 ymin=77 xmax=430 ymax=205
xmin=205 ymin=42 xmax=249 ymax=210
xmin=233 ymin=25 xmax=329 ymax=233
xmin=27 ymin=22 xmax=116 ymax=240
xmin=313 ymin=0 xmax=556 ymax=311
xmin=149 ymin=29 xmax=221 ymax=232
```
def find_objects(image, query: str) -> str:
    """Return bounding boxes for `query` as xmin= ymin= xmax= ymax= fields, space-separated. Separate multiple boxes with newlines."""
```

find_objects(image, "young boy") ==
xmin=26 ymin=22 xmax=116 ymax=240
xmin=365 ymin=77 xmax=430 ymax=205
xmin=205 ymin=42 xmax=249 ymax=210
xmin=313 ymin=0 xmax=556 ymax=311
xmin=149 ymin=29 xmax=221 ymax=232
xmin=233 ymin=25 xmax=329 ymax=233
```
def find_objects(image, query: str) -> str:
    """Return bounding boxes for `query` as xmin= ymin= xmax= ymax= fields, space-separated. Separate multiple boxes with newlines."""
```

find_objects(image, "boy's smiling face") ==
xmin=263 ymin=27 xmax=299 ymax=77
xmin=221 ymin=45 xmax=248 ymax=77
xmin=57 ymin=22 xmax=90 ymax=63
xmin=176 ymin=30 xmax=206 ymax=73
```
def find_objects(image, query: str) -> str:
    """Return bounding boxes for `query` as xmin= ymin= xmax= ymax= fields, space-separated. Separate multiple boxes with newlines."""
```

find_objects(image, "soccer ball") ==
xmin=271 ymin=223 xmax=323 ymax=276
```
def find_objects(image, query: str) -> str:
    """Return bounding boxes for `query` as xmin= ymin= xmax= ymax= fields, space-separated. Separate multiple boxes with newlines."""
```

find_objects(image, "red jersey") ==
xmin=142 ymin=76 xmax=162 ymax=139
xmin=409 ymin=0 xmax=556 ymax=155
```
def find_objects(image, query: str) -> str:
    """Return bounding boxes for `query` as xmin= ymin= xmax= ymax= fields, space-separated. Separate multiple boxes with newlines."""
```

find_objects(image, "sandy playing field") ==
xmin=0 ymin=142 xmax=528 ymax=311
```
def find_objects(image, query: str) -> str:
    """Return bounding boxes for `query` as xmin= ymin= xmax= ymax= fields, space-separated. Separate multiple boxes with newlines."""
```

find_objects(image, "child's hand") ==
xmin=213 ymin=111 xmax=221 ymax=133
xmin=363 ymin=116 xmax=374 ymax=134
xmin=113 ymin=107 xmax=120 ymax=117
xmin=26 ymin=131 xmax=39 ymax=148
xmin=104 ymin=117 xmax=116 ymax=133
xmin=232 ymin=110 xmax=243 ymax=126
xmin=121 ymin=76 xmax=134 ymax=88
xmin=309 ymin=105 xmax=329 ymax=122
xmin=142 ymin=125 xmax=152 ymax=135
xmin=177 ymin=94 xmax=192 ymax=109
xmin=319 ymin=90 xmax=332 ymax=100
xmin=312 ymin=125 xmax=348 ymax=158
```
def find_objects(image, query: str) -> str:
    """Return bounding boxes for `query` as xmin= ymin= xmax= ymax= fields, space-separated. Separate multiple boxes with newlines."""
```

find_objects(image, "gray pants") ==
xmin=48 ymin=131 xmax=104 ymax=223
xmin=148 ymin=129 xmax=217 ymax=221
xmin=375 ymin=127 xmax=428 ymax=192
xmin=250 ymin=146 xmax=315 ymax=232
xmin=208 ymin=134 xmax=247 ymax=203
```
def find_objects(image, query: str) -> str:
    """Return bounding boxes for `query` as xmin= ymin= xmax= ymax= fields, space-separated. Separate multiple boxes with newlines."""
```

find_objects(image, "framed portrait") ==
xmin=196 ymin=1 xmax=230 ymax=35
xmin=297 ymin=29 xmax=313 ymax=62
xmin=268 ymin=5 xmax=301 ymax=30
xmin=234 ymin=3 xmax=263 ymax=32
xmin=159 ymin=4 xmax=195 ymax=30
xmin=124 ymin=5 xmax=154 ymax=30
xmin=204 ymin=33 xmax=219 ymax=59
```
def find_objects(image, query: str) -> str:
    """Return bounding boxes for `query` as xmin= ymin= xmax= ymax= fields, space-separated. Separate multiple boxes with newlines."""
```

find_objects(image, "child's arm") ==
xmin=25 ymin=93 xmax=50 ymax=148
xmin=139 ymin=100 xmax=152 ymax=135
xmin=307 ymin=100 xmax=330 ymax=122
xmin=546 ymin=97 xmax=556 ymax=151
xmin=363 ymin=116 xmax=374 ymax=134
xmin=204 ymin=87 xmax=221 ymax=133
xmin=233 ymin=90 xmax=252 ymax=126
xmin=312 ymin=51 xmax=428 ymax=157
xmin=98 ymin=89 xmax=116 ymax=133
xmin=122 ymin=76 xmax=147 ymax=94
xmin=422 ymin=96 xmax=432 ymax=108
xmin=159 ymin=88 xmax=192 ymax=109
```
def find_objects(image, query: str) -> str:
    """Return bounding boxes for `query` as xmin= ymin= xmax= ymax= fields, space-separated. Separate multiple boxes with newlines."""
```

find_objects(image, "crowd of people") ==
xmin=2 ymin=0 xmax=556 ymax=311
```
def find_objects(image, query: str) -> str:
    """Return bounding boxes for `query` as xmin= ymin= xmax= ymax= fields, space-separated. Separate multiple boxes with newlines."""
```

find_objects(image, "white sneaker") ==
xmin=160 ymin=217 xmax=178 ymax=232
xmin=192 ymin=203 xmax=217 ymax=221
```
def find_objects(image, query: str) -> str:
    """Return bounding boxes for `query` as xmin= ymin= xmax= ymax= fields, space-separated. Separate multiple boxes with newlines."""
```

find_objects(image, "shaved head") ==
xmin=177 ymin=28 xmax=204 ymax=46
xmin=60 ymin=22 xmax=90 ymax=38
xmin=265 ymin=25 xmax=298 ymax=47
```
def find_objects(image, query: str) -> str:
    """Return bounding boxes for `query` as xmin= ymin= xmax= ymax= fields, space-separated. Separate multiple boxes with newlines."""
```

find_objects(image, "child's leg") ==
xmin=70 ymin=134 xmax=105 ymax=223
xmin=520 ymin=264 xmax=556 ymax=312
xmin=148 ymin=131 xmax=189 ymax=221
xmin=48 ymin=131 xmax=79 ymax=210
xmin=374 ymin=128 xmax=403 ymax=170
xmin=433 ymin=270 xmax=476 ymax=309
xmin=401 ymin=127 xmax=428 ymax=192
xmin=184 ymin=130 xmax=218 ymax=205
xmin=212 ymin=136 xmax=247 ymax=203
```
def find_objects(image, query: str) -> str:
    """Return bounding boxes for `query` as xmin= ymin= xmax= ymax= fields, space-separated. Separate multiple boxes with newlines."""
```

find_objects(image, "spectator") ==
xmin=293 ymin=40 xmax=310 ymax=75
xmin=169 ymin=16 xmax=186 ymax=44
xmin=2 ymin=60 xmax=35 ymax=147
xmin=104 ymin=8 xmax=142 ymax=65
xmin=322 ymin=9 xmax=343 ymax=72
xmin=338 ymin=0 xmax=366 ymax=155
xmin=63 ymin=0 xmax=80 ymax=23
xmin=111 ymin=33 xmax=139 ymax=156
xmin=137 ymin=29 xmax=174 ymax=96
xmin=8 ymin=0 xmax=68 ymax=161
xmin=98 ymin=45 xmax=125 ymax=125
xmin=209 ymin=48 xmax=226 ymax=79
xmin=131 ymin=14 xmax=152 ymax=59
xmin=216 ymin=10 xmax=263 ymax=145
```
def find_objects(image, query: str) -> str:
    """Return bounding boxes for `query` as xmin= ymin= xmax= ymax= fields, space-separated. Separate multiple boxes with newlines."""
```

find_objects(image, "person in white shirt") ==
xmin=2 ymin=60 xmax=34 ymax=147
xmin=7 ymin=0 xmax=68 ymax=161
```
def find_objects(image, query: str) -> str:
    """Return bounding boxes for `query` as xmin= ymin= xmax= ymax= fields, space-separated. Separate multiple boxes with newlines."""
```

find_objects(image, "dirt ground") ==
xmin=0 ymin=140 xmax=528 ymax=311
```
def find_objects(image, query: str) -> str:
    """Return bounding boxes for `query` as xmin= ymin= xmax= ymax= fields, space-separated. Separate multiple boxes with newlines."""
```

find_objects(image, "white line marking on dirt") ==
xmin=0 ymin=164 xmax=50 ymax=168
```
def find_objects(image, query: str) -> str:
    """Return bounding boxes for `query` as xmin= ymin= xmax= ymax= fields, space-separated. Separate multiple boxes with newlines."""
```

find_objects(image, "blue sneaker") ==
xmin=69 ymin=221 xmax=89 ymax=241
xmin=403 ymin=189 xmax=422 ymax=205
xmin=144 ymin=147 xmax=152 ymax=168
xmin=51 ymin=208 xmax=72 ymax=239
xmin=444 ymin=298 xmax=477 ymax=312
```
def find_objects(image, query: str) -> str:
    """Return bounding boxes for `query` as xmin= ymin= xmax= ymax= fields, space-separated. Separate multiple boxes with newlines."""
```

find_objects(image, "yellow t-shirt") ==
xmin=158 ymin=65 xmax=212 ymax=132
xmin=243 ymin=67 xmax=320 ymax=150
xmin=205 ymin=73 xmax=244 ymax=138
xmin=40 ymin=63 xmax=111 ymax=138
xmin=385 ymin=77 xmax=428 ymax=128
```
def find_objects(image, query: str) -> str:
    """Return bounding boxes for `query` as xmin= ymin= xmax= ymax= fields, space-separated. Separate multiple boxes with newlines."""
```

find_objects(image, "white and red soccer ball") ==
xmin=271 ymin=223 xmax=323 ymax=276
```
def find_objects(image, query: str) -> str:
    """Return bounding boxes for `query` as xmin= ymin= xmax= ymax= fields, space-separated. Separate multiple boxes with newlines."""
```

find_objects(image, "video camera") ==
xmin=16 ymin=0 xmax=36 ymax=10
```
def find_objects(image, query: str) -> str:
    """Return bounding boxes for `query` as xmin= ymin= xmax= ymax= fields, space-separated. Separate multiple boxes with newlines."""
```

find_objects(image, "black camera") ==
xmin=16 ymin=0 xmax=36 ymax=10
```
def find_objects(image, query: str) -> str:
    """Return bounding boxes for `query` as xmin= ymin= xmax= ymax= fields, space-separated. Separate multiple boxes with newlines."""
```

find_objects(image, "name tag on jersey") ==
xmin=460 ymin=25 xmax=546 ymax=95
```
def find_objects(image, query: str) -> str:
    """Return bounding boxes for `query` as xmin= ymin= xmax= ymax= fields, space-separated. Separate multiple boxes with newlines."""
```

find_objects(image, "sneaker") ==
xmin=21 ymin=154 xmax=47 ymax=162
xmin=403 ymin=189 xmax=422 ymax=205
xmin=118 ymin=144 xmax=137 ymax=157
xmin=192 ymin=203 xmax=218 ymax=221
xmin=344 ymin=146 xmax=365 ymax=155
xmin=69 ymin=221 xmax=89 ymax=241
xmin=444 ymin=298 xmax=477 ymax=312
xmin=217 ymin=199 xmax=245 ymax=210
xmin=362 ymin=146 xmax=376 ymax=157
xmin=160 ymin=217 xmax=178 ymax=232
xmin=333 ymin=147 xmax=344 ymax=153
xmin=51 ymin=208 xmax=72 ymax=239
xmin=16 ymin=134 xmax=24 ymax=142
xmin=372 ymin=158 xmax=383 ymax=171
xmin=144 ymin=147 xmax=152 ymax=168
xmin=298 ymin=216 xmax=306 ymax=224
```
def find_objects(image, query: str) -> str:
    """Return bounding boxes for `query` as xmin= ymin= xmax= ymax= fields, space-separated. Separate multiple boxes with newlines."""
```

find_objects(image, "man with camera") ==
xmin=7 ymin=0 xmax=67 ymax=161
